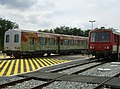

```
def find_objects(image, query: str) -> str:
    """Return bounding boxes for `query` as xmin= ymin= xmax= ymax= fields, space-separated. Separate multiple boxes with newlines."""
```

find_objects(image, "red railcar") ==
xmin=88 ymin=28 xmax=120 ymax=59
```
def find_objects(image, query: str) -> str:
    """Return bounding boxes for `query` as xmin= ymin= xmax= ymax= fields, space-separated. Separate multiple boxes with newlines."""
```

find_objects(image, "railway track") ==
xmin=0 ymin=58 xmax=97 ymax=88
xmin=0 ymin=77 xmax=32 ymax=88
xmin=1 ymin=58 xmax=119 ymax=89
xmin=94 ymin=72 xmax=120 ymax=89
xmin=0 ymin=59 xmax=95 ymax=88
xmin=30 ymin=59 xmax=107 ymax=89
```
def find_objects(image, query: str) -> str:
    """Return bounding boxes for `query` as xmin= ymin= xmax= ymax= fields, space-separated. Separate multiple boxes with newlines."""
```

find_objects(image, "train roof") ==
xmin=90 ymin=28 xmax=120 ymax=35
xmin=6 ymin=29 xmax=88 ymax=39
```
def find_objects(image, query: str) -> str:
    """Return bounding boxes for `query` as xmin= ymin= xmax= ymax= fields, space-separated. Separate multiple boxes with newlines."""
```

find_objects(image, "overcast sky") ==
xmin=0 ymin=0 xmax=120 ymax=31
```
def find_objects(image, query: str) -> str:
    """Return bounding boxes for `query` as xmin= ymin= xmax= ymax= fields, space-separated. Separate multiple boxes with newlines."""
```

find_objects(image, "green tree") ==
xmin=0 ymin=18 xmax=19 ymax=50
xmin=38 ymin=29 xmax=42 ymax=32
xmin=38 ymin=26 xmax=90 ymax=37
xmin=84 ymin=29 xmax=91 ymax=37
xmin=49 ymin=29 xmax=53 ymax=33
xmin=54 ymin=27 xmax=61 ymax=34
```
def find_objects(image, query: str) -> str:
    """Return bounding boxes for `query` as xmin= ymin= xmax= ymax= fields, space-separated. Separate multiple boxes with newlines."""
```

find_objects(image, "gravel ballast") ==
xmin=0 ymin=76 xmax=24 ymax=85
xmin=43 ymin=81 xmax=98 ymax=89
xmin=58 ymin=62 xmax=100 ymax=74
xmin=79 ymin=62 xmax=120 ymax=77
xmin=1 ymin=61 xmax=119 ymax=89
xmin=4 ymin=79 xmax=46 ymax=89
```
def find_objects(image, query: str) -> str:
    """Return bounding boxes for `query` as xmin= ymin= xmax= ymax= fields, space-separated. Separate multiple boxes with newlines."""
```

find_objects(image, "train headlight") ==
xmin=106 ymin=46 xmax=109 ymax=49
xmin=104 ymin=46 xmax=109 ymax=49
xmin=90 ymin=46 xmax=94 ymax=49
xmin=104 ymin=47 xmax=106 ymax=49
xmin=90 ymin=46 xmax=92 ymax=49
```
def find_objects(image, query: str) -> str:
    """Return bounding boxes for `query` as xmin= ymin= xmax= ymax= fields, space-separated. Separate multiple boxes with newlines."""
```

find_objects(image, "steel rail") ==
xmin=47 ymin=58 xmax=98 ymax=73
xmin=31 ymin=59 xmax=106 ymax=89
xmin=0 ymin=58 xmax=106 ymax=89
xmin=0 ymin=77 xmax=33 ymax=88
xmin=93 ymin=72 xmax=120 ymax=89
xmin=71 ymin=62 xmax=107 ymax=74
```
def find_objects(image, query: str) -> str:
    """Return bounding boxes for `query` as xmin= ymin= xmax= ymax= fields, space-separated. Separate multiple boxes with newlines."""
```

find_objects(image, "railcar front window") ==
xmin=14 ymin=34 xmax=19 ymax=43
xmin=90 ymin=32 xmax=110 ymax=42
xmin=6 ymin=35 xmax=10 ymax=43
xmin=90 ymin=32 xmax=98 ymax=42
xmin=99 ymin=32 xmax=110 ymax=42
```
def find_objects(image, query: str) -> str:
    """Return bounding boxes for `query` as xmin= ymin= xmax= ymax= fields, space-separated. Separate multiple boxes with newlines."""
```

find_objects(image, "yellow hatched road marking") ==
xmin=46 ymin=58 xmax=57 ymax=64
xmin=25 ymin=59 xmax=30 ymax=72
xmin=29 ymin=59 xmax=36 ymax=70
xmin=63 ymin=59 xmax=70 ymax=62
xmin=36 ymin=58 xmax=45 ymax=67
xmin=49 ymin=59 xmax=58 ymax=64
xmin=6 ymin=60 xmax=15 ymax=76
xmin=21 ymin=59 xmax=24 ymax=73
xmin=56 ymin=59 xmax=64 ymax=63
xmin=14 ymin=59 xmax=19 ymax=75
xmin=55 ymin=59 xmax=70 ymax=63
xmin=51 ymin=59 xmax=61 ymax=64
xmin=60 ymin=59 xmax=70 ymax=62
xmin=43 ymin=58 xmax=53 ymax=65
xmin=40 ymin=58 xmax=49 ymax=66
xmin=0 ymin=58 xmax=70 ymax=76
xmin=0 ymin=60 xmax=6 ymax=68
xmin=32 ymin=58 xmax=41 ymax=69
xmin=0 ymin=60 xmax=11 ymax=76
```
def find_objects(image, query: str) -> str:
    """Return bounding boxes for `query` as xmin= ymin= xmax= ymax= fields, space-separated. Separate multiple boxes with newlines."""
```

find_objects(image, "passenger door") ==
xmin=29 ymin=37 xmax=35 ymax=51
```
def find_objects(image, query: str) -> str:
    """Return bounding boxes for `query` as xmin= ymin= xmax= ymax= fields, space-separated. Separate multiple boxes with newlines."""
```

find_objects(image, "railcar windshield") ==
xmin=90 ymin=32 xmax=110 ymax=42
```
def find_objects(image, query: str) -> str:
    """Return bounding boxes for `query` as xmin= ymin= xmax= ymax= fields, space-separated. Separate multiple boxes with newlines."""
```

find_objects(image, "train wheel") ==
xmin=47 ymin=53 xmax=51 ymax=56
xmin=13 ymin=54 xmax=20 ymax=58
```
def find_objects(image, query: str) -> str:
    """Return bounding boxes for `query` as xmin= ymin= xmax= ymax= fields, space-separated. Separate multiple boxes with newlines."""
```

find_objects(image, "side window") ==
xmin=70 ymin=40 xmax=74 ymax=45
xmin=83 ymin=40 xmax=87 ymax=45
xmin=50 ymin=38 xmax=55 ymax=45
xmin=84 ymin=40 xmax=87 ymax=45
xmin=114 ymin=34 xmax=116 ymax=45
xmin=40 ymin=37 xmax=46 ymax=45
xmin=85 ymin=40 xmax=87 ymax=45
xmin=80 ymin=40 xmax=85 ymax=45
xmin=64 ymin=40 xmax=69 ymax=45
xmin=75 ymin=40 xmax=79 ymax=45
xmin=30 ymin=37 xmax=34 ymax=45
xmin=6 ymin=35 xmax=10 ymax=43
xmin=14 ymin=34 xmax=19 ymax=43
xmin=80 ymin=40 xmax=83 ymax=45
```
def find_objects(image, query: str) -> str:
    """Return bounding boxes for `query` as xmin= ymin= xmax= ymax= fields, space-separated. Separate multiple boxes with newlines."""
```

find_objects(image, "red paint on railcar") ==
xmin=88 ymin=28 xmax=120 ymax=59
